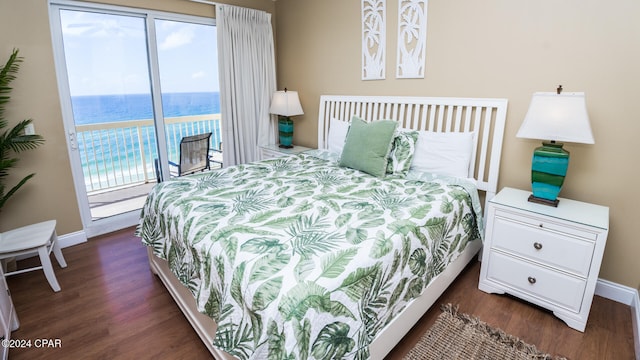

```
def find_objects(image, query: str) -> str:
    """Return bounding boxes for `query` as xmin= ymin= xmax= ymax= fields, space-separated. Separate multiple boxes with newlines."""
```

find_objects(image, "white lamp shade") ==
xmin=269 ymin=90 xmax=304 ymax=117
xmin=516 ymin=92 xmax=595 ymax=144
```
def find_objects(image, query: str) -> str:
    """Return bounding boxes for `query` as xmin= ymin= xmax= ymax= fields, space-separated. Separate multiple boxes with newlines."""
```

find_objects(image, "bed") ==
xmin=137 ymin=95 xmax=508 ymax=359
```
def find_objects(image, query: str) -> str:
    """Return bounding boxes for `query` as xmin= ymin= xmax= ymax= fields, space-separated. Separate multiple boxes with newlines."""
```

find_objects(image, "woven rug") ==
xmin=404 ymin=304 xmax=567 ymax=360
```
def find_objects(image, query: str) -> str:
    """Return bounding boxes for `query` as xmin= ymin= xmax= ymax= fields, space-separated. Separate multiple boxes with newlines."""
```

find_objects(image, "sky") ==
xmin=60 ymin=9 xmax=219 ymax=96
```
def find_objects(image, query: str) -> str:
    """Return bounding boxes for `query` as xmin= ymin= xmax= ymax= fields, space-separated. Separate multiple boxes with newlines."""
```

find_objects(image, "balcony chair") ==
xmin=0 ymin=220 xmax=67 ymax=292
xmin=169 ymin=132 xmax=213 ymax=177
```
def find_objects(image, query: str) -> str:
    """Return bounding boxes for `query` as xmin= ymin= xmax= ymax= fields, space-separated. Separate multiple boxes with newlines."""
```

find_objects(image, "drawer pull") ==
xmin=527 ymin=276 xmax=537 ymax=284
xmin=533 ymin=242 xmax=543 ymax=250
xmin=538 ymin=223 xmax=543 ymax=228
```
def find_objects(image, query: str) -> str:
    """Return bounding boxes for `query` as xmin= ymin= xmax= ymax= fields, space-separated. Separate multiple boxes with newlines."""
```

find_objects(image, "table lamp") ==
xmin=516 ymin=85 xmax=594 ymax=206
xmin=269 ymin=88 xmax=303 ymax=148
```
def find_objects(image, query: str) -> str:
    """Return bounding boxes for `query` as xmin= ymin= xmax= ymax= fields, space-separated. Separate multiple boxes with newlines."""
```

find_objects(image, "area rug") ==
xmin=403 ymin=304 xmax=567 ymax=360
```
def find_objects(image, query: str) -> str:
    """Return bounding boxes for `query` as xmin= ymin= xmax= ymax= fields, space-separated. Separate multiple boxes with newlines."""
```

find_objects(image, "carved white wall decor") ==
xmin=396 ymin=0 xmax=427 ymax=79
xmin=362 ymin=0 xmax=386 ymax=80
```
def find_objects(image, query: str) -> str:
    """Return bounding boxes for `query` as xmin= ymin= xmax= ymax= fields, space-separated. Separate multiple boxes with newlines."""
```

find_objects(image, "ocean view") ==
xmin=72 ymin=92 xmax=222 ymax=191
xmin=72 ymin=92 xmax=220 ymax=124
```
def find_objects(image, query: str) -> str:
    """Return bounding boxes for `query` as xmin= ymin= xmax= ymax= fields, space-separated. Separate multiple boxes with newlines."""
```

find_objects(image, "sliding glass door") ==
xmin=154 ymin=19 xmax=221 ymax=180
xmin=50 ymin=1 xmax=218 ymax=236
xmin=57 ymin=9 xmax=157 ymax=225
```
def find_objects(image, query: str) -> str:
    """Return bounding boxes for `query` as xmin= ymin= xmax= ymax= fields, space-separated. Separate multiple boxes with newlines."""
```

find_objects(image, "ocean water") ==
xmin=71 ymin=92 xmax=220 ymax=124
xmin=71 ymin=92 xmax=221 ymax=190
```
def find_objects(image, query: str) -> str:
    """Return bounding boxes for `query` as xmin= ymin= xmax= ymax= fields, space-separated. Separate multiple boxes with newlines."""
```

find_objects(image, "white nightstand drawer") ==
xmin=492 ymin=215 xmax=595 ymax=277
xmin=260 ymin=144 xmax=313 ymax=161
xmin=487 ymin=252 xmax=586 ymax=313
xmin=261 ymin=148 xmax=285 ymax=159
xmin=494 ymin=209 xmax=597 ymax=241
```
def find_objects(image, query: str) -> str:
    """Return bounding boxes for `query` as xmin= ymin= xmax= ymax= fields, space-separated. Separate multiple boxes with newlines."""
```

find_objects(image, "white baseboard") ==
xmin=634 ymin=292 xmax=640 ymax=360
xmin=595 ymin=278 xmax=640 ymax=360
xmin=631 ymin=289 xmax=640 ymax=360
xmin=58 ymin=229 xmax=88 ymax=249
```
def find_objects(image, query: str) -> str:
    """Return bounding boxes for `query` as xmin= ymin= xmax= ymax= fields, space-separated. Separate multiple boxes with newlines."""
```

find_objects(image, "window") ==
xmin=50 ymin=0 xmax=219 ymax=231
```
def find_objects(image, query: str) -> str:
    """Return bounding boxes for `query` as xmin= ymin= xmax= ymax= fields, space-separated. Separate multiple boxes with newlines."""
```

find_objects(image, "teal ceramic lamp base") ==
xmin=278 ymin=117 xmax=294 ymax=149
xmin=529 ymin=141 xmax=569 ymax=207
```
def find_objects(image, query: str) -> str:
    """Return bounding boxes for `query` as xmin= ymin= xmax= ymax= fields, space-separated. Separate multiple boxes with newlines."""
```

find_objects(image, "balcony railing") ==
xmin=76 ymin=113 xmax=222 ymax=193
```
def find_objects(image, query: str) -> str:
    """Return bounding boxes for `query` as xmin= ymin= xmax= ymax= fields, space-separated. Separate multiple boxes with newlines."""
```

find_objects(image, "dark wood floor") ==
xmin=5 ymin=227 xmax=636 ymax=359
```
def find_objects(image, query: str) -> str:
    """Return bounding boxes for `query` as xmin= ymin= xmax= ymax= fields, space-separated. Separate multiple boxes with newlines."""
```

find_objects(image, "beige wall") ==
xmin=0 ymin=1 xmax=80 ymax=235
xmin=0 ymin=0 xmax=274 ymax=235
xmin=274 ymin=0 xmax=640 ymax=289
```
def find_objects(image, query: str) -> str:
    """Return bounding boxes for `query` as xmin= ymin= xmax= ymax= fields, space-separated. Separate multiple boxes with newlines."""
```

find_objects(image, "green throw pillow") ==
xmin=386 ymin=130 xmax=419 ymax=176
xmin=339 ymin=116 xmax=398 ymax=177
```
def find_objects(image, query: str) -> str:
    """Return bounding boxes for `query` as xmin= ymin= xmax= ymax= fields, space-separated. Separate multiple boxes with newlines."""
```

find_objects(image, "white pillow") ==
xmin=327 ymin=118 xmax=350 ymax=154
xmin=411 ymin=131 xmax=475 ymax=178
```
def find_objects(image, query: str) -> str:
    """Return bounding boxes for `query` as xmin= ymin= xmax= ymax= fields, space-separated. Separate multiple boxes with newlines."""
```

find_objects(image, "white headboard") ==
xmin=317 ymin=95 xmax=508 ymax=203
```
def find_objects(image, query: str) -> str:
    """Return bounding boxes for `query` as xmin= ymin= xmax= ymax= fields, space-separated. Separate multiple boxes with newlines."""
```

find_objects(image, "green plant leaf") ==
xmin=409 ymin=248 xmax=427 ymax=276
xmin=249 ymin=252 xmax=291 ymax=283
xmin=278 ymin=281 xmax=332 ymax=321
xmin=230 ymin=262 xmax=246 ymax=306
xmin=403 ymin=277 xmax=424 ymax=301
xmin=335 ymin=213 xmax=352 ymax=228
xmin=0 ymin=49 xmax=44 ymax=210
xmin=311 ymin=322 xmax=355 ymax=360
xmin=369 ymin=231 xmax=392 ymax=258
xmin=294 ymin=319 xmax=312 ymax=360
xmin=338 ymin=264 xmax=381 ymax=301
xmin=345 ymin=227 xmax=367 ymax=244
xmin=317 ymin=248 xmax=357 ymax=279
xmin=294 ymin=258 xmax=315 ymax=282
xmin=252 ymin=276 xmax=283 ymax=310
xmin=240 ymin=237 xmax=287 ymax=254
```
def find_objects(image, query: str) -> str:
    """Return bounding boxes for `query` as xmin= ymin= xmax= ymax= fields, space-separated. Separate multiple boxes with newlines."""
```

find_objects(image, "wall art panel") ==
xmin=362 ymin=0 xmax=386 ymax=80
xmin=396 ymin=0 xmax=427 ymax=79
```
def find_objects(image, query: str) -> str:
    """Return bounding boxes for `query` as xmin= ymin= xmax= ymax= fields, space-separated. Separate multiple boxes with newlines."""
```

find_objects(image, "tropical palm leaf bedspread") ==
xmin=137 ymin=150 xmax=483 ymax=360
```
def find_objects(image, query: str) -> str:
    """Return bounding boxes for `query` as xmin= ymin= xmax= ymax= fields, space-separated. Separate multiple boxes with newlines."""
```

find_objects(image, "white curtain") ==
xmin=216 ymin=4 xmax=277 ymax=166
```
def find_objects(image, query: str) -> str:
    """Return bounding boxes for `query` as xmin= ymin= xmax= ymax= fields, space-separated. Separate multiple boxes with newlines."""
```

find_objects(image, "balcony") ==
xmin=80 ymin=114 xmax=222 ymax=220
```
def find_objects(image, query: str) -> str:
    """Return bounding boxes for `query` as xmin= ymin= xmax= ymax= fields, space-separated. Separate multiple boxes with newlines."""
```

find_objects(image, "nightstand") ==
xmin=478 ymin=187 xmax=609 ymax=332
xmin=259 ymin=144 xmax=313 ymax=160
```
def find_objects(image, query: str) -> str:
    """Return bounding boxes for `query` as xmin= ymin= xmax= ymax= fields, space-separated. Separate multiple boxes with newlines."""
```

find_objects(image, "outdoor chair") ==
xmin=168 ymin=132 xmax=213 ymax=178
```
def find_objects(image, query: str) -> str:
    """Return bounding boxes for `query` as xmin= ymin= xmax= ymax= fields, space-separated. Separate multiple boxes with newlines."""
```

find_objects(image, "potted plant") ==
xmin=0 ymin=49 xmax=44 ymax=211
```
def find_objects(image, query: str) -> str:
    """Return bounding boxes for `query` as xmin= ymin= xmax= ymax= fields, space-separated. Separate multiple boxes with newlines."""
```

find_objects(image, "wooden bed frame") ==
xmin=147 ymin=95 xmax=508 ymax=359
